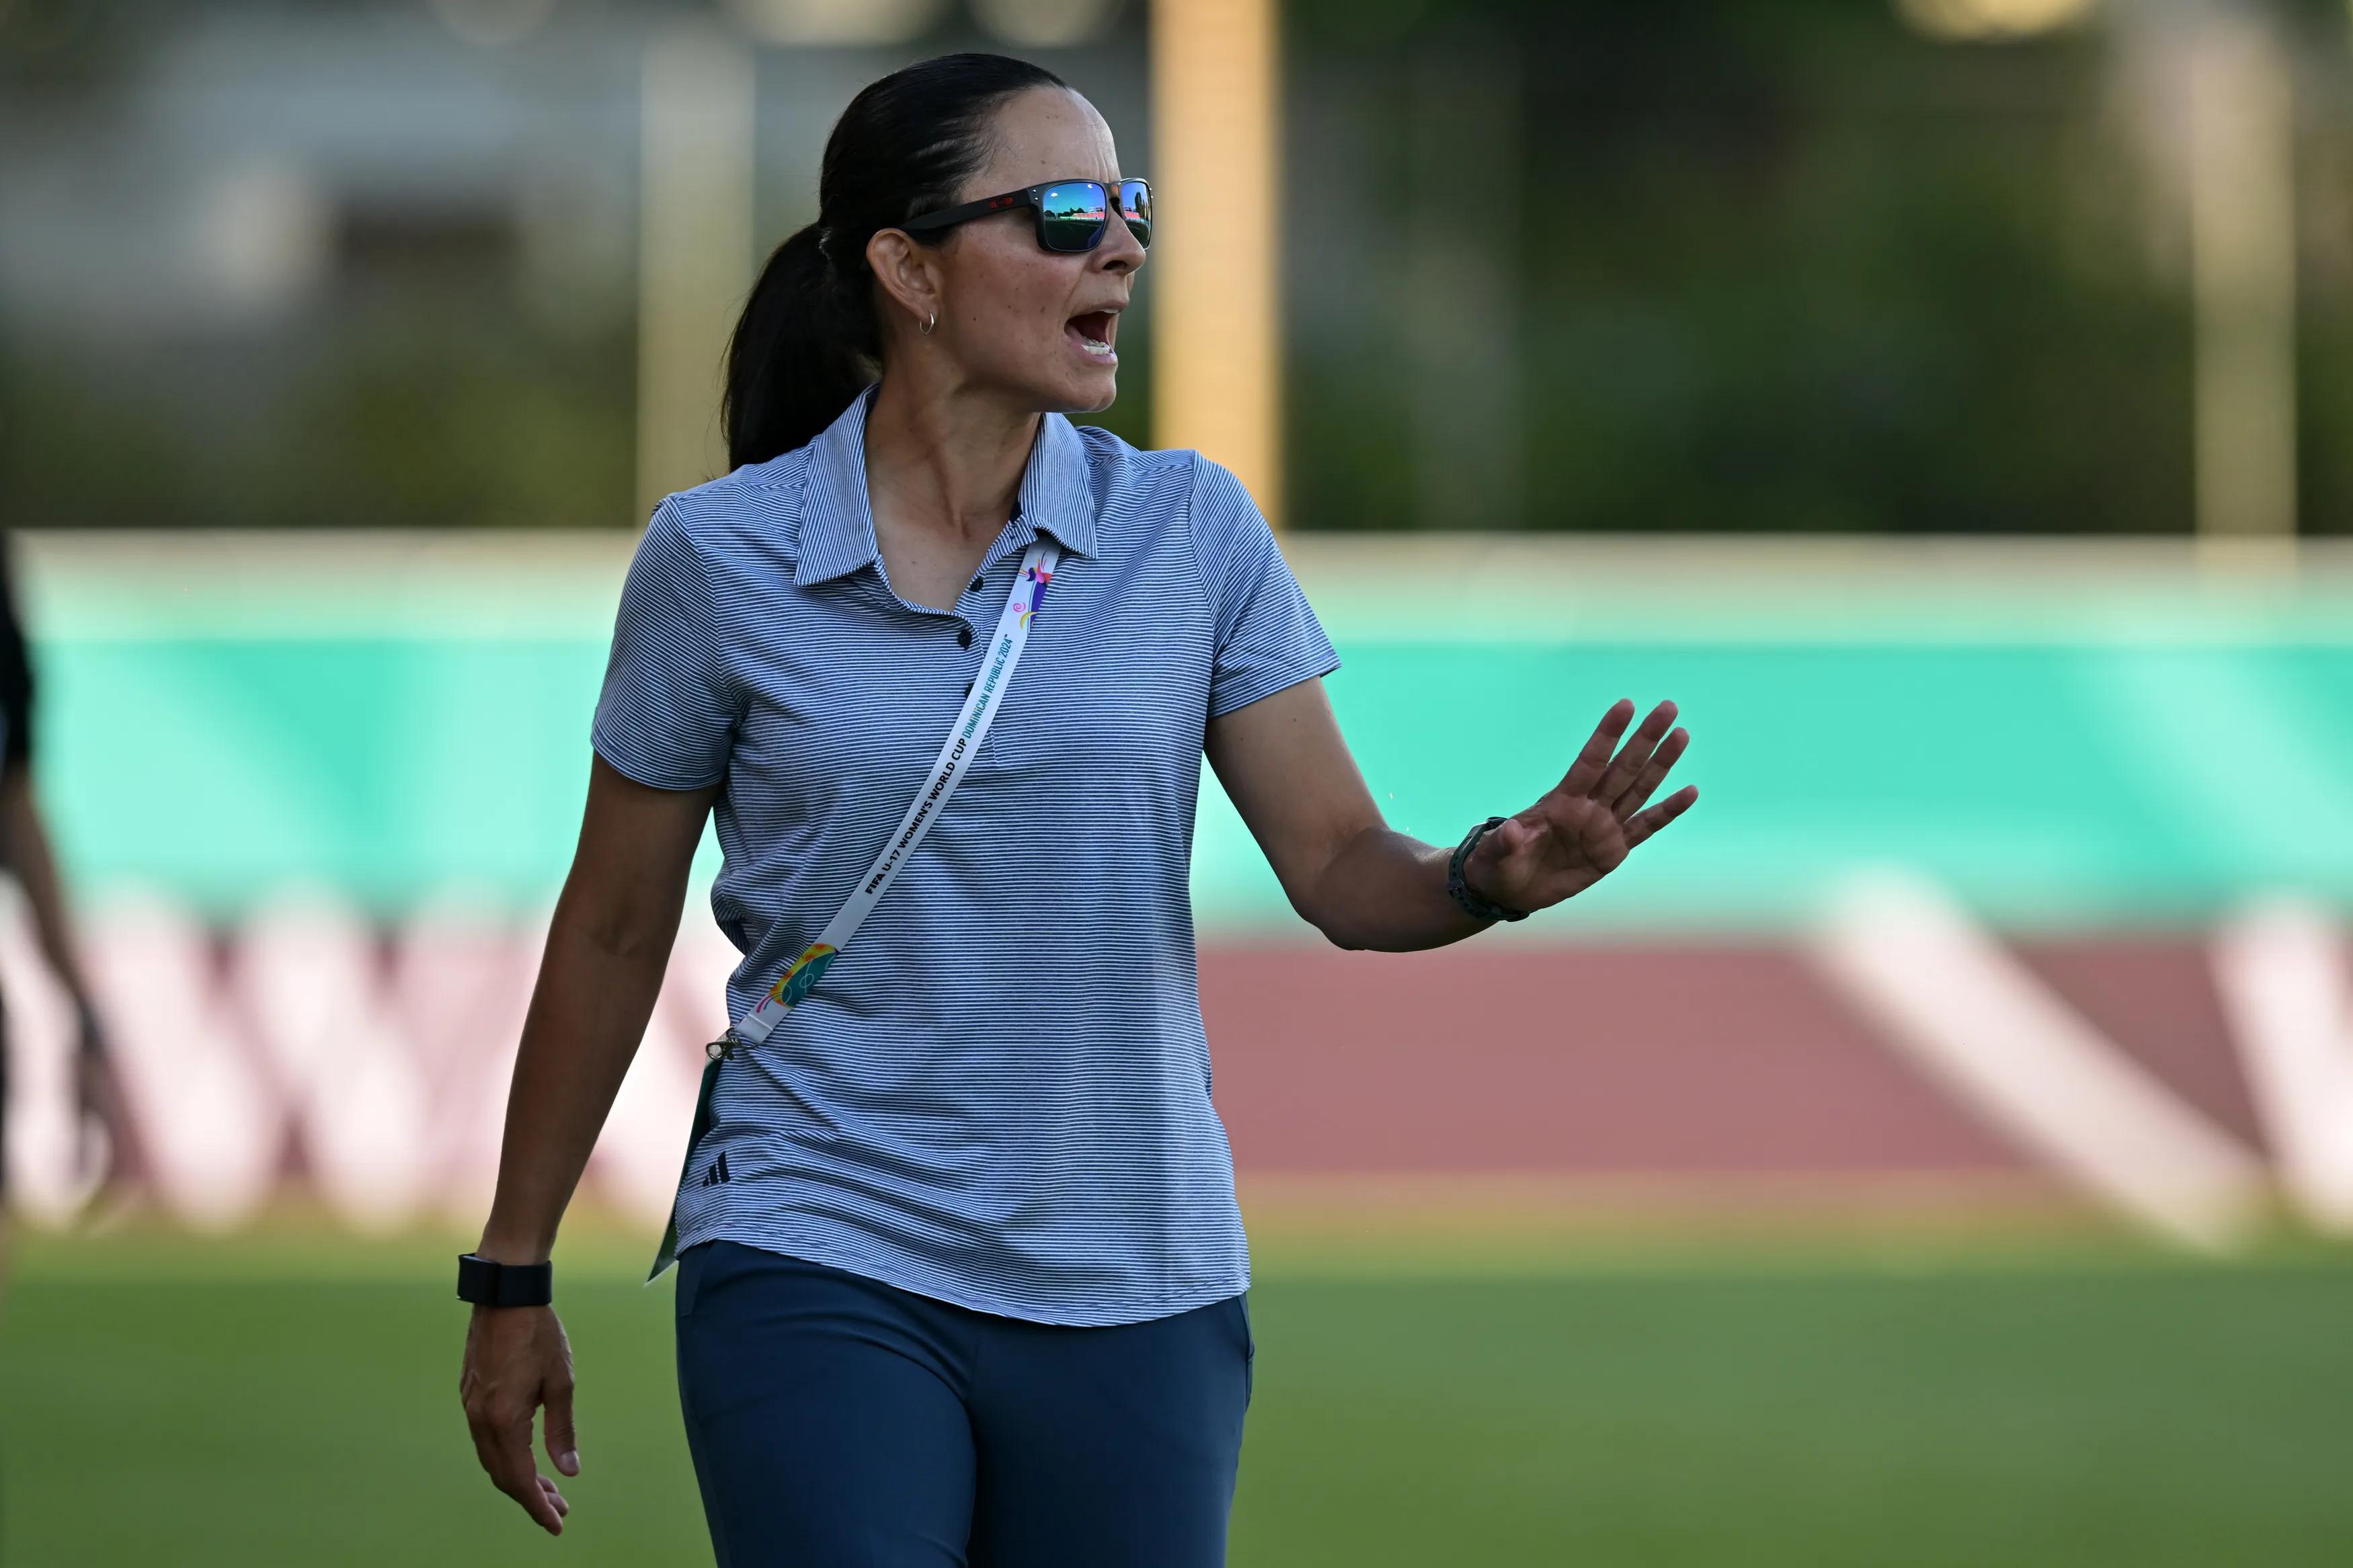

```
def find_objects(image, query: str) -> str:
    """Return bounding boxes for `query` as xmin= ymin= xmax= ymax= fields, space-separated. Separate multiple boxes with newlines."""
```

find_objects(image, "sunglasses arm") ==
xmin=900 ymin=190 xmax=1035 ymax=240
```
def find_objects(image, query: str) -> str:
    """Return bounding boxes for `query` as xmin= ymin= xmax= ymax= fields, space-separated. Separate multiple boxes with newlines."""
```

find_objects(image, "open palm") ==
xmin=1464 ymin=698 xmax=1698 ymax=915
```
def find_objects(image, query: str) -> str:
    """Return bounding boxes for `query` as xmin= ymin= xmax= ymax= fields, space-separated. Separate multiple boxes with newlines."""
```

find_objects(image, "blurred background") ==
xmin=3 ymin=0 xmax=2352 ymax=1563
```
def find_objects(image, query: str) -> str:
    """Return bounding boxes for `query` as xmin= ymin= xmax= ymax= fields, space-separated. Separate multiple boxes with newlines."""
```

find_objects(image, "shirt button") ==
xmin=968 ymin=575 xmax=984 ymax=593
xmin=957 ymin=625 xmax=973 ymax=648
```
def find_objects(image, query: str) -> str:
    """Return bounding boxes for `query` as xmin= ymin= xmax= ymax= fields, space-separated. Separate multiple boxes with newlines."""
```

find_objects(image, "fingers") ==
xmin=1556 ymin=698 xmax=1636 ymax=798
xmin=1478 ymin=706 xmax=1697 ymax=910
xmin=543 ymin=1371 xmax=580 ymax=1479
xmin=1624 ymin=784 xmax=1700 ymax=850
xmin=1590 ymin=700 xmax=1679 ymax=805
xmin=462 ymin=1327 xmax=569 ymax=1536
xmin=1458 ymin=814 xmax=1524 ymax=915
xmin=1611 ymin=726 xmax=1689 ymax=819
xmin=469 ymin=1413 xmax=565 ymax=1534
xmin=1474 ymin=815 xmax=1533 ymax=866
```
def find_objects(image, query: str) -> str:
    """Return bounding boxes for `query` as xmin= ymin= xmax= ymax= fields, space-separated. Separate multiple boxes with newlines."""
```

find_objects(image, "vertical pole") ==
xmin=637 ymin=24 xmax=756 ymax=524
xmin=2187 ymin=11 xmax=2297 ymax=552
xmin=1150 ymin=0 xmax=1283 ymax=524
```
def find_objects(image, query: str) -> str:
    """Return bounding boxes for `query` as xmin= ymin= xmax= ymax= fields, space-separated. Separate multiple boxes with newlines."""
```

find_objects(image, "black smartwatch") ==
xmin=456 ymin=1252 xmax=553 ymax=1308
xmin=1448 ymin=815 xmax=1529 ymax=923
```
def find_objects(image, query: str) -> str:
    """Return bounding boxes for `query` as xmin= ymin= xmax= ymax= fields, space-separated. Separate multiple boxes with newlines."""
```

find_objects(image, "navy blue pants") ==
xmin=674 ymin=1240 xmax=1254 ymax=1567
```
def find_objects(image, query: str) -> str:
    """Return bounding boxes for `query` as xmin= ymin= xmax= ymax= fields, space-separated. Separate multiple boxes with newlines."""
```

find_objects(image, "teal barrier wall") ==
xmin=32 ymin=534 xmax=2353 ymax=934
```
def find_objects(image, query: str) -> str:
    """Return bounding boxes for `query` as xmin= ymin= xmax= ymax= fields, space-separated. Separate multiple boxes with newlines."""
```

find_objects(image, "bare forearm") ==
xmin=476 ymin=757 xmax=716 ymax=1263
xmin=1304 ymin=823 xmax=1490 ymax=952
xmin=476 ymin=903 xmax=678 ymax=1263
xmin=1213 ymin=684 xmax=1697 ymax=956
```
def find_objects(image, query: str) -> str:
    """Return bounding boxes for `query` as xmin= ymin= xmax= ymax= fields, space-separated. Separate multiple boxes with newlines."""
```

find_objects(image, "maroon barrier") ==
xmin=1199 ymin=938 xmax=2264 ymax=1196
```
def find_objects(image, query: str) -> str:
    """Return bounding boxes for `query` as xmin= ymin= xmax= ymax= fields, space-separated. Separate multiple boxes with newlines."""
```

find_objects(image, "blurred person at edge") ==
xmin=0 ymin=530 xmax=122 ymax=1324
xmin=456 ymin=52 xmax=1700 ymax=1566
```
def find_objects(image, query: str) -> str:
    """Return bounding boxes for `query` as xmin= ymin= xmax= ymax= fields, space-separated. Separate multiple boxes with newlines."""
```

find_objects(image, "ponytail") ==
xmin=721 ymin=221 xmax=875 ymax=473
xmin=719 ymin=52 xmax=1066 ymax=470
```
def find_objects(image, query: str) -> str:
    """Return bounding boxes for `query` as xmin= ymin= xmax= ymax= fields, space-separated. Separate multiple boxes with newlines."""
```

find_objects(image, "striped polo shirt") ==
xmin=592 ymin=383 xmax=1339 ymax=1325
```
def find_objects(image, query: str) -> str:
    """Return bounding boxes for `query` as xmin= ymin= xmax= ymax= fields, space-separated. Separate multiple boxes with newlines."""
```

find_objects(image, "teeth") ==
xmin=1076 ymin=333 xmax=1113 ymax=357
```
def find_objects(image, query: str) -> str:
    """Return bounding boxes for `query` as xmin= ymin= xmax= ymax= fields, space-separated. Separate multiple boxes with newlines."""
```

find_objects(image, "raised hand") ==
xmin=1461 ymin=698 xmax=1698 ymax=917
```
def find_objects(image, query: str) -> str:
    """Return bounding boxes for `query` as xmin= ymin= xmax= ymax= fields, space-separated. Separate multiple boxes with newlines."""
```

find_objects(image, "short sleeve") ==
xmin=1188 ymin=456 xmax=1341 ymax=718
xmin=591 ymin=500 xmax=740 ymax=789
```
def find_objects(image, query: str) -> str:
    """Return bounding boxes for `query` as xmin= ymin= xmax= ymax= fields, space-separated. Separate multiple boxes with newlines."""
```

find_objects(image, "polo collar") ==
xmin=794 ymin=384 xmax=1101 ymax=587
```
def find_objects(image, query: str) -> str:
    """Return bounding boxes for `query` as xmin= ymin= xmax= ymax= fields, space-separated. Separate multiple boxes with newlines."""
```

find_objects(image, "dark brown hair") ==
xmin=720 ymin=52 xmax=1066 ymax=470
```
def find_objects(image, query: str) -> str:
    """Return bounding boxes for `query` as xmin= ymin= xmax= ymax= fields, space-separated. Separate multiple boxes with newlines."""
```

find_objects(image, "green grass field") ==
xmin=3 ymin=1226 xmax=2349 ymax=1565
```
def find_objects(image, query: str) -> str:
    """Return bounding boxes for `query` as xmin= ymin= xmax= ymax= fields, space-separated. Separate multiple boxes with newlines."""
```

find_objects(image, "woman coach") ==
xmin=456 ymin=51 xmax=1696 ymax=1567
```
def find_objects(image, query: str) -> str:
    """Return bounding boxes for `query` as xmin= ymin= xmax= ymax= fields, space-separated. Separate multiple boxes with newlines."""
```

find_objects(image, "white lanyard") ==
xmin=721 ymin=537 xmax=1062 ymax=1050
xmin=651 ymin=537 xmax=1061 ymax=1278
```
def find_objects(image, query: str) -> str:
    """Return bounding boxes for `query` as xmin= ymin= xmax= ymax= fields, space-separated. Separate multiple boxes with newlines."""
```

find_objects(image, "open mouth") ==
xmin=1066 ymin=309 xmax=1119 ymax=361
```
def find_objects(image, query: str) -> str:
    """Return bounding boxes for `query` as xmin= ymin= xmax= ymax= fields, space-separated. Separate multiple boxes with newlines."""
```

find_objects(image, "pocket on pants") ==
xmin=676 ymin=1239 xmax=711 ymax=1319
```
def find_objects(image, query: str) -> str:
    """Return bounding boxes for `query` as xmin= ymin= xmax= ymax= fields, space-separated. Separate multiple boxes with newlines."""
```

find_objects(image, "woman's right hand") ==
xmin=453 ymin=761 xmax=718 ymax=1534
xmin=459 ymin=1303 xmax=580 ymax=1534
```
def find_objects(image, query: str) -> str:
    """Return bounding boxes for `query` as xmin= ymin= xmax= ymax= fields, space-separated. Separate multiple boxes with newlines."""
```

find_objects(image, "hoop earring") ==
xmin=920 ymin=311 xmax=936 ymax=337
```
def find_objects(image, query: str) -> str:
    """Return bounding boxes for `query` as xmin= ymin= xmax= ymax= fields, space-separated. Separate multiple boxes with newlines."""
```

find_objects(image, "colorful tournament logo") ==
xmin=771 ymin=942 xmax=838 ymax=1008
xmin=1018 ymin=565 xmax=1053 ymax=625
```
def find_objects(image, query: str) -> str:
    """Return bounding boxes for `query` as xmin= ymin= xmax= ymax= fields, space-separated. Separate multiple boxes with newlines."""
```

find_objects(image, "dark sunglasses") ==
xmin=901 ymin=177 xmax=1152 ymax=255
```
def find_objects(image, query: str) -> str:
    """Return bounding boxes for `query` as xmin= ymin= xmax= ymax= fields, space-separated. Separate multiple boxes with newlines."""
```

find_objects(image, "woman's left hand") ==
xmin=1462 ymin=698 xmax=1698 ymax=917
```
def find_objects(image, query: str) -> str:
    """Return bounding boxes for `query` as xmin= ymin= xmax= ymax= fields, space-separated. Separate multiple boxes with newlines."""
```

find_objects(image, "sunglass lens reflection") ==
xmin=1039 ymin=182 xmax=1109 ymax=252
xmin=1117 ymin=180 xmax=1151 ymax=247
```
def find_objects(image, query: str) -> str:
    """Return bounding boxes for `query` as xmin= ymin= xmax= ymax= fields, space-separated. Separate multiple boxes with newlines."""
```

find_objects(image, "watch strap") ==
xmin=1448 ymin=815 xmax=1530 ymax=923
xmin=456 ymin=1252 xmax=553 ymax=1307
